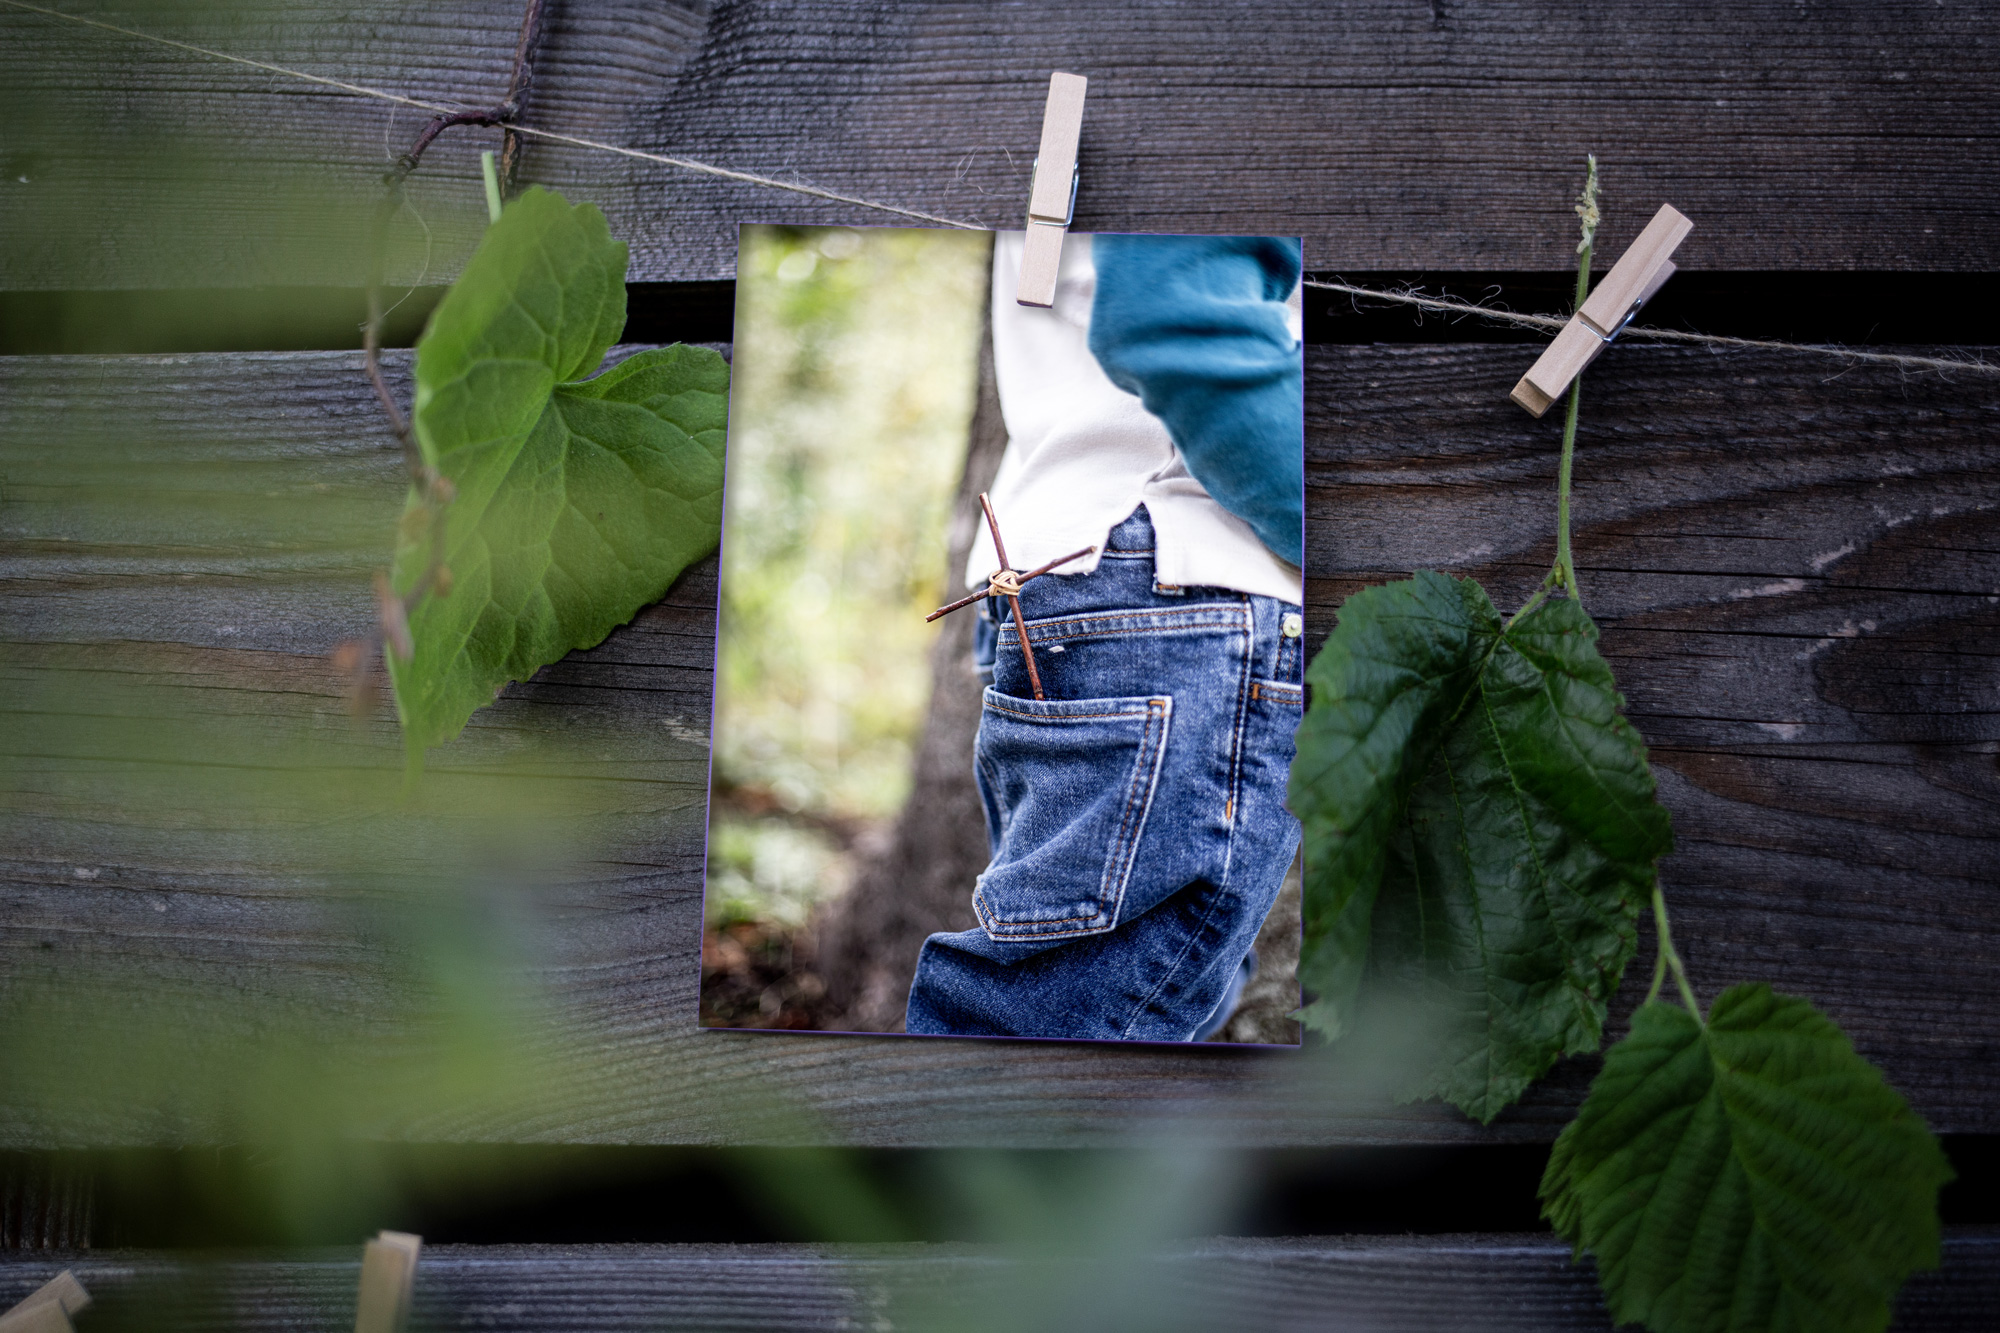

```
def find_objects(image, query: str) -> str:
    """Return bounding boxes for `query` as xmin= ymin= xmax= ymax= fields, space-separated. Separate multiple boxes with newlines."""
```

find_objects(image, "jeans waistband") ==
xmin=1101 ymin=505 xmax=1156 ymax=555
xmin=975 ymin=504 xmax=1302 ymax=689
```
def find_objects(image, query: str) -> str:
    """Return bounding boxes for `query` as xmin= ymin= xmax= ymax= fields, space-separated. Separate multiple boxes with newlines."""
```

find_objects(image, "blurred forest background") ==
xmin=700 ymin=226 xmax=1300 ymax=1041
xmin=702 ymin=224 xmax=988 ymax=1030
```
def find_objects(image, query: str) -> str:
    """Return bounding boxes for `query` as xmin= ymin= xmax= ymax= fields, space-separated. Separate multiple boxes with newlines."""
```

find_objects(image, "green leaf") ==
xmin=1541 ymin=986 xmax=1952 ymax=1333
xmin=1289 ymin=572 xmax=1672 ymax=1120
xmin=386 ymin=187 xmax=729 ymax=764
xmin=1289 ymin=572 xmax=1491 ymax=1035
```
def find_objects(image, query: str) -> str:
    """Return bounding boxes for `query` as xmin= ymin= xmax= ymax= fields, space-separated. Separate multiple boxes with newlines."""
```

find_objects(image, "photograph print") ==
xmin=701 ymin=223 xmax=1306 ymax=1045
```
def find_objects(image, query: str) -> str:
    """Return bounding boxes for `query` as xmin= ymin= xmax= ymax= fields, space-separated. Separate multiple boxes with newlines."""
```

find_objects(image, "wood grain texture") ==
xmin=1 ymin=0 xmax=1996 ymax=289
xmin=2 ymin=1233 xmax=1997 ymax=1331
xmin=2 ymin=346 xmax=1995 ymax=1148
xmin=1304 ymin=341 xmax=2000 ymax=1117
xmin=0 ymin=1160 xmax=91 ymax=1254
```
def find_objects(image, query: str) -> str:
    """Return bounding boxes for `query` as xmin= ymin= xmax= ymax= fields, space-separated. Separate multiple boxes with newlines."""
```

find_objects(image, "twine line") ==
xmin=8 ymin=0 xmax=1998 ymax=379
xmin=1304 ymin=281 xmax=1997 ymax=377
xmin=0 ymin=0 xmax=981 ymax=229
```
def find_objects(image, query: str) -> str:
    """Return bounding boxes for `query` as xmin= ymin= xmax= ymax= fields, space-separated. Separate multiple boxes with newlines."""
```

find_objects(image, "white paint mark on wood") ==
xmin=1799 ymin=619 xmax=1864 ymax=660
xmin=1732 ymin=578 xmax=1807 ymax=599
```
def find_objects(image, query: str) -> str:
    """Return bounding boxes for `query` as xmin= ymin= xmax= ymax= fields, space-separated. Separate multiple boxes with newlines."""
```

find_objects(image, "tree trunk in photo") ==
xmin=812 ymin=316 xmax=1008 ymax=1032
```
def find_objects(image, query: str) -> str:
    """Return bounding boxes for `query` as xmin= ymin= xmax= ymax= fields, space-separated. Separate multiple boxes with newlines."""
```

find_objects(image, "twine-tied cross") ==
xmin=926 ymin=493 xmax=1094 ymax=701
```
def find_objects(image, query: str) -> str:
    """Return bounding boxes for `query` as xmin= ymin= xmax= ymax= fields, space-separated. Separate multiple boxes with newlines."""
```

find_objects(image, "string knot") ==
xmin=986 ymin=569 xmax=1025 ymax=598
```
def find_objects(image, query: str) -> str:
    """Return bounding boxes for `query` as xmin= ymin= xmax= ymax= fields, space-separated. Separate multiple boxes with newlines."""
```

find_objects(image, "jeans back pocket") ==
xmin=972 ymin=688 xmax=1173 ymax=941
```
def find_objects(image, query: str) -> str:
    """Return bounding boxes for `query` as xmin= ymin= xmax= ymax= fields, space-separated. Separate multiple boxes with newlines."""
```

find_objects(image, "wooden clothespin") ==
xmin=0 ymin=1271 xmax=91 ymax=1333
xmin=927 ymin=493 xmax=1093 ymax=700
xmin=353 ymin=1230 xmax=422 ymax=1333
xmin=1511 ymin=204 xmax=1694 ymax=417
xmin=1017 ymin=71 xmax=1088 ymax=307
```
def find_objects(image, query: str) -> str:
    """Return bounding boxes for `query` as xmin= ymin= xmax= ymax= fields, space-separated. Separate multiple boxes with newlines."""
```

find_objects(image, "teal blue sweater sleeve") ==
xmin=1087 ymin=234 xmax=1304 ymax=567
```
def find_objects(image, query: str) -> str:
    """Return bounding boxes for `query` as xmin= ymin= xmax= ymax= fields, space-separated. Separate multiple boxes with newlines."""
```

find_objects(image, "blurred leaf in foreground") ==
xmin=389 ymin=186 xmax=729 ymax=764
xmin=1289 ymin=571 xmax=1672 ymax=1121
xmin=1541 ymin=985 xmax=1951 ymax=1333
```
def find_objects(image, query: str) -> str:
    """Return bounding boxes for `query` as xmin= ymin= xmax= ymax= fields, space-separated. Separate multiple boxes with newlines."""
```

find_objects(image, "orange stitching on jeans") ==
xmin=997 ymin=603 xmax=1250 ymax=648
xmin=1099 ymin=697 xmax=1169 ymax=933
xmin=977 ymin=696 xmax=1171 ymax=937
xmin=974 ymin=887 xmax=1108 ymax=931
xmin=1001 ymin=620 xmax=1238 ymax=646
xmin=984 ymin=702 xmax=1158 ymax=723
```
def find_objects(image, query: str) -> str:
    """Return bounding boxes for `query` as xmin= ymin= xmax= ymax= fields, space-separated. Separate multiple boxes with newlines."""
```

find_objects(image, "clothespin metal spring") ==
xmin=1587 ymin=297 xmax=1645 ymax=345
xmin=1028 ymin=156 xmax=1080 ymax=230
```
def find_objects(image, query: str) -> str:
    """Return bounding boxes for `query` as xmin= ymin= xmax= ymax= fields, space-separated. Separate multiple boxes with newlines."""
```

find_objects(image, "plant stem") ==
xmin=481 ymin=151 xmax=504 ymax=223
xmin=1504 ymin=578 xmax=1554 ymax=631
xmin=1570 ymin=224 xmax=1595 ymax=313
xmin=361 ymin=187 xmax=419 ymax=481
xmin=388 ymin=0 xmax=546 ymax=187
xmin=340 ymin=0 xmax=542 ymax=707
xmin=498 ymin=0 xmax=550 ymax=193
xmin=1554 ymin=378 xmax=1581 ymax=601
xmin=1550 ymin=155 xmax=1598 ymax=605
xmin=1650 ymin=884 xmax=1703 ymax=1023
xmin=1553 ymin=230 xmax=1592 ymax=603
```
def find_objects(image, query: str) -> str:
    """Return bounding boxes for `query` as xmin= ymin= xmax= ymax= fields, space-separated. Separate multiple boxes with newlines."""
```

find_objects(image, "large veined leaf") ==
xmin=1541 ymin=986 xmax=1951 ymax=1333
xmin=387 ymin=187 xmax=728 ymax=763
xmin=1289 ymin=571 xmax=1672 ymax=1120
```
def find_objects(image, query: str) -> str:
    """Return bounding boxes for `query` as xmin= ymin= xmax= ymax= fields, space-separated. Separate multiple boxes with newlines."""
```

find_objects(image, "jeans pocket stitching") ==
xmin=972 ymin=692 xmax=1174 ymax=940
xmin=996 ymin=602 xmax=1251 ymax=650
xmin=1100 ymin=696 xmax=1172 ymax=931
xmin=985 ymin=700 xmax=1158 ymax=724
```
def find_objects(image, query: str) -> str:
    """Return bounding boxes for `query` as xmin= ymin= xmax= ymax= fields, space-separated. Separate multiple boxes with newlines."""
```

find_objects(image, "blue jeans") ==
xmin=905 ymin=508 xmax=1304 ymax=1041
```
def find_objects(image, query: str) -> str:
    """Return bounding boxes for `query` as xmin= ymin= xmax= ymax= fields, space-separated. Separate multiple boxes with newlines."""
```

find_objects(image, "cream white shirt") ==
xmin=965 ymin=231 xmax=1304 ymax=604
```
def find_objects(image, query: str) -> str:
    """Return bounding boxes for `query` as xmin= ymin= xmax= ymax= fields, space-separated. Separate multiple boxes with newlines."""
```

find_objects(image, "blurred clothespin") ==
xmin=1017 ymin=71 xmax=1088 ymax=307
xmin=0 ymin=1271 xmax=91 ymax=1333
xmin=1511 ymin=204 xmax=1693 ymax=416
xmin=353 ymin=1231 xmax=422 ymax=1333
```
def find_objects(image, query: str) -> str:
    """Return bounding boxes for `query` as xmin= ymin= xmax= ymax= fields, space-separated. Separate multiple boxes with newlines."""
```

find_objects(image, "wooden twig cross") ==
xmin=927 ymin=493 xmax=1094 ymax=700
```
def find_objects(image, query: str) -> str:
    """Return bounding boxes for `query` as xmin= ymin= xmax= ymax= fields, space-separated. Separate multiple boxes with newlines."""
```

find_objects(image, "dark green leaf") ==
xmin=387 ymin=187 xmax=728 ymax=762
xmin=1541 ymin=986 xmax=1952 ymax=1333
xmin=1289 ymin=571 xmax=1490 ymax=1035
xmin=1290 ymin=572 xmax=1672 ymax=1120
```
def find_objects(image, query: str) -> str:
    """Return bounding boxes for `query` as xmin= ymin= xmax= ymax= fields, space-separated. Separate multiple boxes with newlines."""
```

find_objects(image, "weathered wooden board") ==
xmin=3 ymin=1232 xmax=1998 ymax=1331
xmin=1307 ymin=342 xmax=2000 ymax=1119
xmin=2 ymin=0 xmax=1996 ymax=291
xmin=2 ymin=345 xmax=1993 ymax=1147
